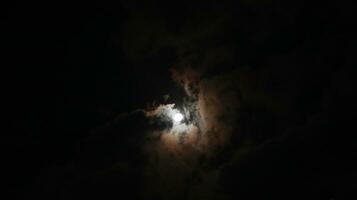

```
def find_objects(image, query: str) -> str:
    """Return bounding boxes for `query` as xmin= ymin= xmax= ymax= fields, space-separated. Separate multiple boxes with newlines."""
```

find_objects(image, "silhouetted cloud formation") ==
xmin=11 ymin=0 xmax=357 ymax=199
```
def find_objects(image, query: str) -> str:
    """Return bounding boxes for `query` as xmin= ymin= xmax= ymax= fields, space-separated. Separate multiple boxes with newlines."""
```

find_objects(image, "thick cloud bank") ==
xmin=23 ymin=1 xmax=357 ymax=199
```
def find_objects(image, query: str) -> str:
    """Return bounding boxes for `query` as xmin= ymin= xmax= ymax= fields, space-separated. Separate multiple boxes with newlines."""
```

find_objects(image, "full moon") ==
xmin=173 ymin=113 xmax=184 ymax=122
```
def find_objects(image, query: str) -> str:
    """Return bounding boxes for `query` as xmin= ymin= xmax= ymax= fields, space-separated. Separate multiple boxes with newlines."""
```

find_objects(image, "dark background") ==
xmin=4 ymin=0 xmax=357 ymax=199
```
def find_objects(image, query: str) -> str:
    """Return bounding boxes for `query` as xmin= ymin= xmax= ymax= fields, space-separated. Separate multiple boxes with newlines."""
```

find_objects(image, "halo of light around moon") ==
xmin=173 ymin=113 xmax=184 ymax=122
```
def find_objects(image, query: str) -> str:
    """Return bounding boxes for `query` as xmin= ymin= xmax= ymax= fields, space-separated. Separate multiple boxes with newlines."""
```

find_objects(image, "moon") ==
xmin=173 ymin=113 xmax=184 ymax=123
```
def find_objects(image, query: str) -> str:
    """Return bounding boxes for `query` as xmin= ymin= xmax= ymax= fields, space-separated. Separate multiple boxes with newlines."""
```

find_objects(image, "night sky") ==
xmin=4 ymin=1 xmax=357 ymax=199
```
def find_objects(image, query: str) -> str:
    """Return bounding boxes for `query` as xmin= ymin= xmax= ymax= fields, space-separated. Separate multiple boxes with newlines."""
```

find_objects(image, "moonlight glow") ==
xmin=173 ymin=113 xmax=184 ymax=122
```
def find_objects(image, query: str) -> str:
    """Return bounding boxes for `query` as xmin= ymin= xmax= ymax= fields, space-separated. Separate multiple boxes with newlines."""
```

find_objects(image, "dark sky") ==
xmin=4 ymin=1 xmax=357 ymax=199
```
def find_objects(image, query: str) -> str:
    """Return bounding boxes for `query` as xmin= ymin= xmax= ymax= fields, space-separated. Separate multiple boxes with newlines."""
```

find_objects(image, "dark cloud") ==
xmin=81 ymin=1 xmax=357 ymax=199
xmin=10 ymin=0 xmax=357 ymax=199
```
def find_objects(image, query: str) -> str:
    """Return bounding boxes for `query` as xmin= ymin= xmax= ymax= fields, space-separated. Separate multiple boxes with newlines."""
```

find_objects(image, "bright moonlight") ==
xmin=173 ymin=113 xmax=184 ymax=122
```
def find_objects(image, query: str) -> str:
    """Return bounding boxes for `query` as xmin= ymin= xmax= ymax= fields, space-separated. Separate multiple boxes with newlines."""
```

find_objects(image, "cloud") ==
xmin=49 ymin=1 xmax=356 ymax=199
